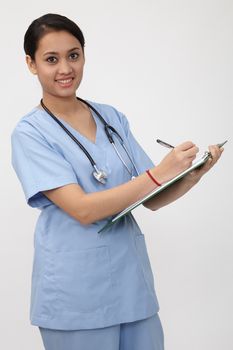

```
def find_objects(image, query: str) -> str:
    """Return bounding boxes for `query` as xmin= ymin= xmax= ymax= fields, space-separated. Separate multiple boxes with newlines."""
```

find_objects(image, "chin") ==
xmin=51 ymin=90 xmax=77 ymax=99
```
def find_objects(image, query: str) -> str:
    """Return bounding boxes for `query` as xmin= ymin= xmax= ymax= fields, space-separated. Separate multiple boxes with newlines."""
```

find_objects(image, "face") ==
xmin=26 ymin=30 xmax=85 ymax=100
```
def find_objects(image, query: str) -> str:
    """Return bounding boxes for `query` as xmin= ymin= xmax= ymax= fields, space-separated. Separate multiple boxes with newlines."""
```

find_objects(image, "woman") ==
xmin=11 ymin=13 xmax=223 ymax=350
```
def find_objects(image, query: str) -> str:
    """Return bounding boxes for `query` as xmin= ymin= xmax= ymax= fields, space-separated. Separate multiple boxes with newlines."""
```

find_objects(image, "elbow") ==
xmin=148 ymin=206 xmax=158 ymax=211
xmin=73 ymin=209 xmax=96 ymax=226
xmin=78 ymin=216 xmax=94 ymax=226
xmin=143 ymin=202 xmax=158 ymax=211
xmin=145 ymin=205 xmax=159 ymax=211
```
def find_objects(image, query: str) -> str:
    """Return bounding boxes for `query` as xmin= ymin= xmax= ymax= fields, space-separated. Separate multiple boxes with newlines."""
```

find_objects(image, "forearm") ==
xmin=79 ymin=169 xmax=162 ymax=223
xmin=143 ymin=174 xmax=200 ymax=211
xmin=43 ymin=166 xmax=168 ymax=225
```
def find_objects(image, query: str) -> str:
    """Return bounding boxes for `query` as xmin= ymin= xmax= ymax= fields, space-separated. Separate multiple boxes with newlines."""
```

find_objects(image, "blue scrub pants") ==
xmin=39 ymin=313 xmax=164 ymax=350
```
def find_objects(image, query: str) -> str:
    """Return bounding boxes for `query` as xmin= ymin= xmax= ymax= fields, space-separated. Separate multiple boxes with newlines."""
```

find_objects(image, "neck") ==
xmin=41 ymin=93 xmax=83 ymax=117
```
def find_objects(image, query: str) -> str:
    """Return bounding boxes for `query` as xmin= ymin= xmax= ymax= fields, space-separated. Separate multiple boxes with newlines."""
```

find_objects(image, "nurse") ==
xmin=11 ymin=13 xmax=223 ymax=350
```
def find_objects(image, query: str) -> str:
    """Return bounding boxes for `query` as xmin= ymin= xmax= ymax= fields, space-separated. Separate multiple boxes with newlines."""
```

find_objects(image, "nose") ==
xmin=57 ymin=58 xmax=73 ymax=75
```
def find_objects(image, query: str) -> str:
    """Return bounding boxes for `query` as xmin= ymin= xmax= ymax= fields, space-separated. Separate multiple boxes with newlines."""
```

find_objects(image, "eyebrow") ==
xmin=43 ymin=47 xmax=81 ymax=56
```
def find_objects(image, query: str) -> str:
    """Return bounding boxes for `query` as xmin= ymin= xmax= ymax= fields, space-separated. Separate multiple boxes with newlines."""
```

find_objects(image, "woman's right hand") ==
xmin=151 ymin=141 xmax=199 ymax=184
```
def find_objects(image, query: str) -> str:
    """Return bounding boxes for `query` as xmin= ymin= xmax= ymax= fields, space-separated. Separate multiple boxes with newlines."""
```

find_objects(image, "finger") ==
xmin=217 ymin=145 xmax=224 ymax=156
xmin=214 ymin=144 xmax=222 ymax=156
xmin=185 ymin=145 xmax=199 ymax=158
xmin=209 ymin=145 xmax=221 ymax=161
xmin=176 ymin=141 xmax=195 ymax=151
xmin=208 ymin=146 xmax=222 ymax=168
xmin=208 ymin=145 xmax=216 ymax=159
xmin=201 ymin=157 xmax=213 ymax=172
xmin=198 ymin=146 xmax=224 ymax=174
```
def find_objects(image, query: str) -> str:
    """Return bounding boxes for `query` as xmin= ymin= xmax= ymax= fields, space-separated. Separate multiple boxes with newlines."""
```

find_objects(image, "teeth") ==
xmin=57 ymin=79 xmax=72 ymax=83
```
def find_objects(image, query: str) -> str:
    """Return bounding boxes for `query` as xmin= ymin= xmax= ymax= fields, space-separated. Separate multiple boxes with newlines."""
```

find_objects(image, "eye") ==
xmin=69 ymin=52 xmax=79 ymax=60
xmin=46 ymin=56 xmax=57 ymax=63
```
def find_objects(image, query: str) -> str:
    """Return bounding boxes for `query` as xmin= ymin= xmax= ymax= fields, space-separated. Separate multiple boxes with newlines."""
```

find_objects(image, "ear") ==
xmin=25 ymin=55 xmax=38 ymax=75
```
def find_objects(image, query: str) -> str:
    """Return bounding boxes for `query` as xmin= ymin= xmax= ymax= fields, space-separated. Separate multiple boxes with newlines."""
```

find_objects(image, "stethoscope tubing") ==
xmin=40 ymin=98 xmax=97 ymax=167
xmin=40 ymin=96 xmax=139 ymax=179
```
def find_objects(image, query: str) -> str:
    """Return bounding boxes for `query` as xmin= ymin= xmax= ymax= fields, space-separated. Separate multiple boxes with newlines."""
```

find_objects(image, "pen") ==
xmin=156 ymin=139 xmax=174 ymax=149
xmin=156 ymin=139 xmax=228 ymax=150
xmin=217 ymin=140 xmax=228 ymax=148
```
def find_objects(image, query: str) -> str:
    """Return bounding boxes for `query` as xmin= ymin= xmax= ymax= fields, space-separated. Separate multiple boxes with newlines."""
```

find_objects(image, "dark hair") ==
xmin=24 ymin=13 xmax=85 ymax=60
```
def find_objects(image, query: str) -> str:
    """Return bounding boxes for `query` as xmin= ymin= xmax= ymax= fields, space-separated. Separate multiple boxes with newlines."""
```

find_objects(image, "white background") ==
xmin=1 ymin=0 xmax=232 ymax=349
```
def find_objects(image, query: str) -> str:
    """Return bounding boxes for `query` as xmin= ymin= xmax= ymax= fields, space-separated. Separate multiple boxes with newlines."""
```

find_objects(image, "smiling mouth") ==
xmin=55 ymin=78 xmax=74 ymax=87
xmin=56 ymin=78 xmax=73 ymax=83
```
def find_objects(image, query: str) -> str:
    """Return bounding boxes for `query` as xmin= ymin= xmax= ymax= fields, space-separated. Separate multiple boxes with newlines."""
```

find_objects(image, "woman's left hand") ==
xmin=187 ymin=144 xmax=224 ymax=183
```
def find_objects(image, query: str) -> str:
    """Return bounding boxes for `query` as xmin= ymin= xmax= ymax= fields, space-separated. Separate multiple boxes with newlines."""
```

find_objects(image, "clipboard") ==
xmin=98 ymin=141 xmax=227 ymax=233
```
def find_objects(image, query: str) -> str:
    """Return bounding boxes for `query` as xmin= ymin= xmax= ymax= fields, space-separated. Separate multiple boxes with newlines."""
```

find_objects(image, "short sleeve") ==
xmin=117 ymin=112 xmax=155 ymax=175
xmin=11 ymin=123 xmax=78 ymax=208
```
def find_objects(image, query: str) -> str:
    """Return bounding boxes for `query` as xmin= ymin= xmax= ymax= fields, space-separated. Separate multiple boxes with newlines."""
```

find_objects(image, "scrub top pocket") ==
xmin=52 ymin=245 xmax=113 ymax=314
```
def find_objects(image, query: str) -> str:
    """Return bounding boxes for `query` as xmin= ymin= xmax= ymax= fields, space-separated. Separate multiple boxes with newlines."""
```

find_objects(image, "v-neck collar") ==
xmin=34 ymin=103 xmax=102 ymax=146
xmin=53 ymin=107 xmax=99 ymax=146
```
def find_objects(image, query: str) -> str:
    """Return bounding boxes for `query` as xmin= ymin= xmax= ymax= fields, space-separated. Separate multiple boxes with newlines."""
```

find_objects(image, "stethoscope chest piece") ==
xmin=93 ymin=165 xmax=108 ymax=184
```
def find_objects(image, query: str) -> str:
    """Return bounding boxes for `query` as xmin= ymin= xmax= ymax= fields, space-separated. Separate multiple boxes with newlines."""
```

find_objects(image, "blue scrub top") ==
xmin=11 ymin=100 xmax=160 ymax=330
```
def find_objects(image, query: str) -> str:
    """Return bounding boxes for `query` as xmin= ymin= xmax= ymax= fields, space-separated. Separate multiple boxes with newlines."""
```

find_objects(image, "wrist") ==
xmin=146 ymin=169 xmax=161 ymax=186
xmin=149 ymin=165 xmax=168 ymax=185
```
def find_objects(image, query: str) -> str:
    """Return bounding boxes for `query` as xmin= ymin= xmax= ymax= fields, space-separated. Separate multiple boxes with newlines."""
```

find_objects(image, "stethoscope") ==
xmin=40 ymin=96 xmax=139 ymax=184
